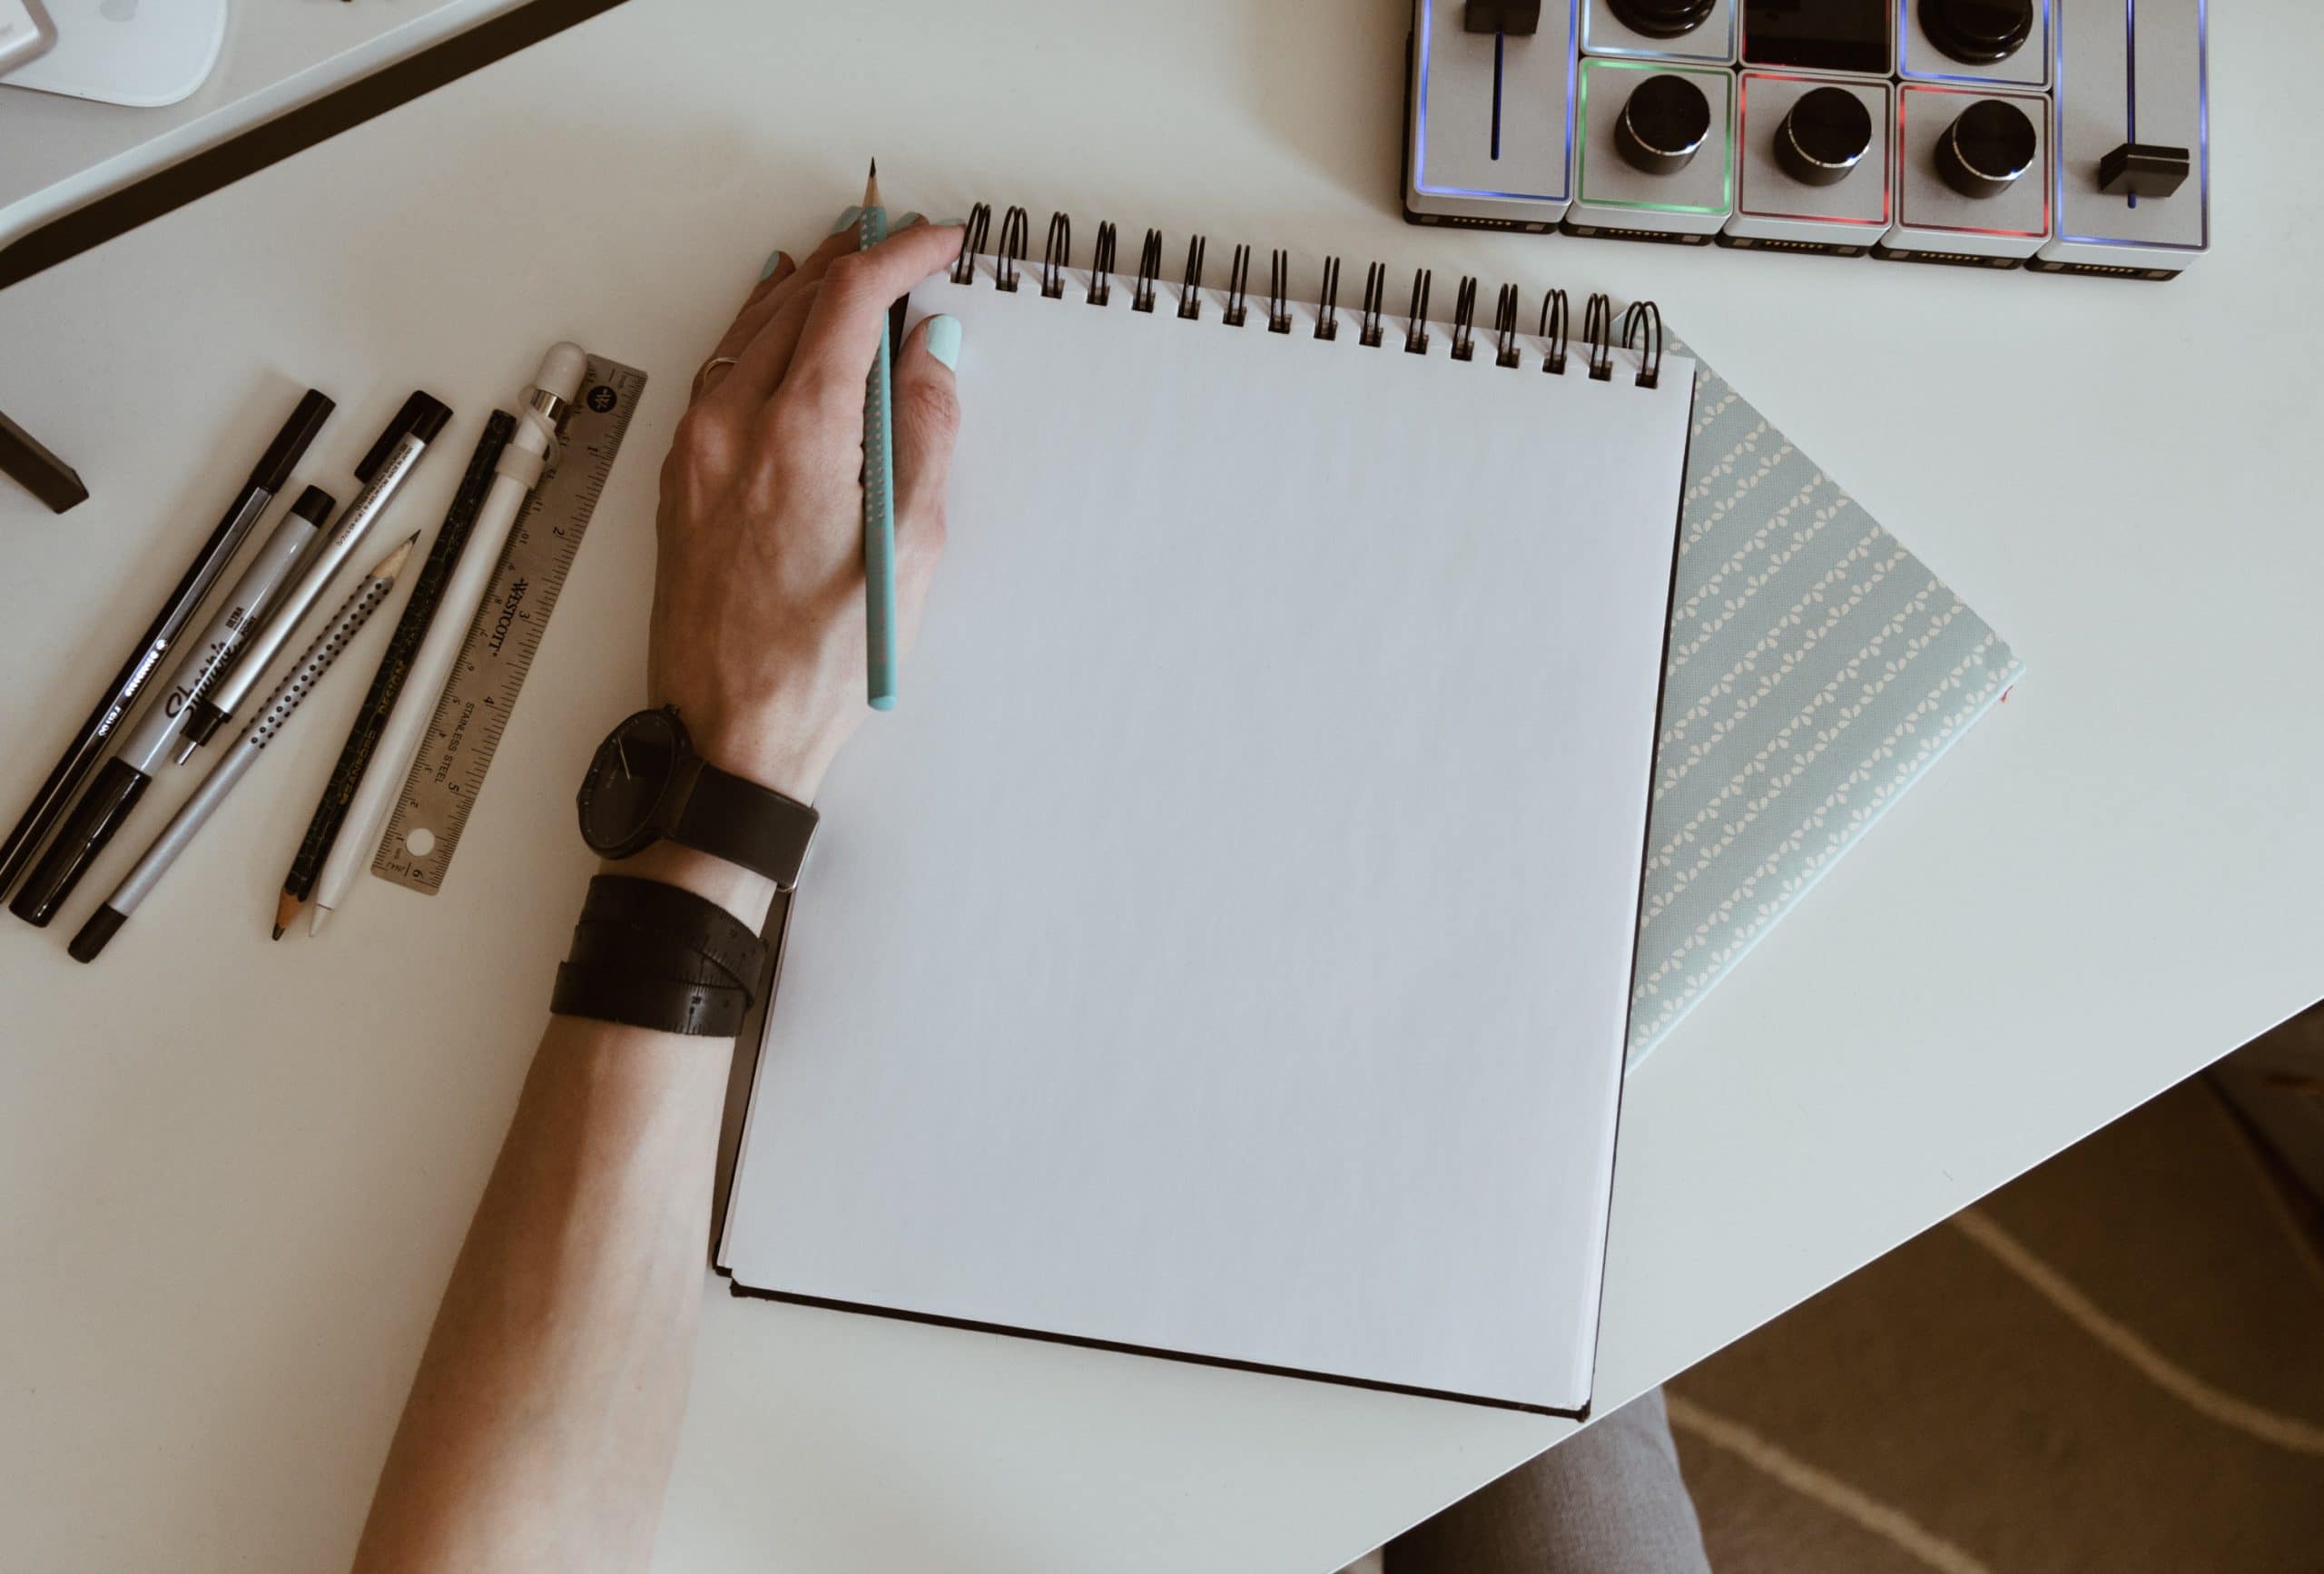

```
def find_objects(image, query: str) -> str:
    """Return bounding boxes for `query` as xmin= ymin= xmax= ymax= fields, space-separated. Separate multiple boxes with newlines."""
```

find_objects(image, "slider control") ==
xmin=1464 ymin=0 xmax=1541 ymax=33
xmin=2098 ymin=143 xmax=2191 ymax=200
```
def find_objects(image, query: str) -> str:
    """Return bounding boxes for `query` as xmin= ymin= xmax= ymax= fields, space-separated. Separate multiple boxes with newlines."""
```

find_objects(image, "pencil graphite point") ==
xmin=272 ymin=889 xmax=301 ymax=940
xmin=372 ymin=531 xmax=421 ymax=581
xmin=863 ymin=160 xmax=881 ymax=212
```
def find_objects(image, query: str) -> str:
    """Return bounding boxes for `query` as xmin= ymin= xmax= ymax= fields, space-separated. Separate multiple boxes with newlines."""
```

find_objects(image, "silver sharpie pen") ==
xmin=69 ymin=535 xmax=419 ymax=963
xmin=6 ymin=486 xmax=338 ymax=926
xmin=173 ymin=391 xmax=450 ymax=763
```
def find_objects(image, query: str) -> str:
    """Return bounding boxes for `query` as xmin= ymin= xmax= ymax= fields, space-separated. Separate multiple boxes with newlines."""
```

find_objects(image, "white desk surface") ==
xmin=0 ymin=0 xmax=516 ymax=249
xmin=2 ymin=2 xmax=2319 ymax=1569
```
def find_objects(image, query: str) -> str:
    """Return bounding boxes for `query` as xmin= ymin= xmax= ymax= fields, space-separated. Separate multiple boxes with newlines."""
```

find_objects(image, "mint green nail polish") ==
xmin=829 ymin=204 xmax=862 ymax=236
xmin=758 ymin=248 xmax=790 ymax=280
xmin=926 ymin=314 xmax=962 ymax=371
xmin=895 ymin=212 xmax=923 ymax=229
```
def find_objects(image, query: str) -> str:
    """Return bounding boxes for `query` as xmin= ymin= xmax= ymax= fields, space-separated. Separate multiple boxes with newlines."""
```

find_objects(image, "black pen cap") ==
xmin=290 ymin=485 xmax=337 ymax=526
xmin=354 ymin=392 xmax=455 ymax=484
xmin=248 ymin=389 xmax=337 ymax=496
xmin=68 ymin=904 xmax=127 ymax=964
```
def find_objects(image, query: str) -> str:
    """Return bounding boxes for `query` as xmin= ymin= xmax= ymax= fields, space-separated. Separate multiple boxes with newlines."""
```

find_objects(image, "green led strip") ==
xmin=1575 ymin=58 xmax=1734 ymax=216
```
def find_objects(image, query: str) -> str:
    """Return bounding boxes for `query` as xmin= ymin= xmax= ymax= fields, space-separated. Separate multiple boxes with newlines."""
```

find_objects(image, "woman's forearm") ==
xmin=350 ymin=847 xmax=772 ymax=1574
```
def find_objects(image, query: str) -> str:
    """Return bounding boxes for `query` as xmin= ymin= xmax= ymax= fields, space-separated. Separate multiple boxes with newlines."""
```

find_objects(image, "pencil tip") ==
xmin=273 ymin=890 xmax=302 ymax=939
xmin=271 ymin=924 xmax=284 ymax=941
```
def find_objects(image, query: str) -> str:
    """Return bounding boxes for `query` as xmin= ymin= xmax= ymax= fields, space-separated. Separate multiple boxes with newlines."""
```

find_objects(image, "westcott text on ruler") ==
xmin=372 ymin=357 xmax=646 ymax=894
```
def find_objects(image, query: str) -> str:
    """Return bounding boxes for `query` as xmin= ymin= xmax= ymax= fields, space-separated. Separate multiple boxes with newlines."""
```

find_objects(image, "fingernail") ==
xmin=894 ymin=211 xmax=923 ymax=230
xmin=926 ymin=314 xmax=962 ymax=371
xmin=829 ymin=204 xmax=862 ymax=236
xmin=939 ymin=216 xmax=967 ymax=228
xmin=758 ymin=248 xmax=792 ymax=281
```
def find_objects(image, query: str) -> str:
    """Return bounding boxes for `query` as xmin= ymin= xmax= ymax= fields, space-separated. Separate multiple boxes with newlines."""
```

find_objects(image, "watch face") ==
xmin=579 ymin=708 xmax=685 ymax=857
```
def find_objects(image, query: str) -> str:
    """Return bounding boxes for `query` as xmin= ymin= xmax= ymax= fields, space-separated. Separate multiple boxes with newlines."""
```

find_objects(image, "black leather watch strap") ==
xmin=577 ymin=875 xmax=767 ymax=987
xmin=551 ymin=965 xmax=750 ymax=1037
xmin=549 ymin=875 xmax=768 ymax=1038
xmin=672 ymin=762 xmax=818 ymax=890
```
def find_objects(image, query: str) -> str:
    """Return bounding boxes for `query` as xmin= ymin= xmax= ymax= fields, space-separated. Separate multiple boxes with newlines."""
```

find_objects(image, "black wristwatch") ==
xmin=576 ymin=705 xmax=819 ymax=890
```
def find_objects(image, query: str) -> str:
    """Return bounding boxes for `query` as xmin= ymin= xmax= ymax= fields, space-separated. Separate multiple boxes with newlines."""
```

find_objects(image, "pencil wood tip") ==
xmin=373 ymin=532 xmax=420 ymax=580
xmin=273 ymin=890 xmax=301 ymax=939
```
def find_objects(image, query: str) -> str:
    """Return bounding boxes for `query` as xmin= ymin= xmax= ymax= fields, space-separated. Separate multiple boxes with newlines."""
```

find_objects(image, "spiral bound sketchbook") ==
xmin=715 ymin=209 xmax=1695 ymax=1418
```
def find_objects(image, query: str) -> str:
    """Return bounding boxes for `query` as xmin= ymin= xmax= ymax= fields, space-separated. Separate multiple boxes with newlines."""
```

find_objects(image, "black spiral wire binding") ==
xmin=944 ymin=206 xmax=1671 ymax=391
xmin=1404 ymin=269 xmax=1433 ymax=354
xmin=1267 ymin=250 xmax=1293 ymax=333
xmin=1582 ymin=293 xmax=1614 ymax=381
xmin=1041 ymin=212 xmax=1071 ymax=300
xmin=995 ymin=205 xmax=1030 ymax=292
xmin=1359 ymin=261 xmax=1387 ymax=348
xmin=1494 ymin=283 xmax=1522 ymax=369
xmin=1620 ymin=300 xmax=1665 ymax=389
xmin=1134 ymin=228 xmax=1163 ymax=312
xmin=1089 ymin=221 xmax=1117 ymax=305
xmin=1451 ymin=276 xmax=1480 ymax=362
xmin=950 ymin=203 xmax=992 ymax=284
xmin=1540 ymin=288 xmax=1570 ymax=375
xmin=1177 ymin=235 xmax=1207 ymax=320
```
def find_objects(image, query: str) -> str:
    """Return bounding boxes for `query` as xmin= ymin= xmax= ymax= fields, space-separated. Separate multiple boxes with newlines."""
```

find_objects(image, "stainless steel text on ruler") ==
xmin=372 ymin=357 xmax=646 ymax=894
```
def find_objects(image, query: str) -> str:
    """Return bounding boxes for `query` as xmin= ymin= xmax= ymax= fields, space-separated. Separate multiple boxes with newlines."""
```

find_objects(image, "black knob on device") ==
xmin=1615 ymin=74 xmax=1714 ymax=176
xmin=1934 ymin=97 xmax=2037 ymax=198
xmin=1776 ymin=86 xmax=1872 ymax=187
xmin=1920 ymin=0 xmax=2034 ymax=64
xmin=1609 ymin=0 xmax=1717 ymax=40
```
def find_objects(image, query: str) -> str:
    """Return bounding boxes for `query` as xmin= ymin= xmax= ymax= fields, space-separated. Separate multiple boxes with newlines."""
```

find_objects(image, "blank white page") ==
xmin=720 ymin=254 xmax=1696 ymax=1414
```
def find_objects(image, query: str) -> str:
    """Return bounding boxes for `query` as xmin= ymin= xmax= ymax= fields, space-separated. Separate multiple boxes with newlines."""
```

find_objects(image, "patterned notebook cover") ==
xmin=1629 ymin=349 xmax=2024 ymax=1064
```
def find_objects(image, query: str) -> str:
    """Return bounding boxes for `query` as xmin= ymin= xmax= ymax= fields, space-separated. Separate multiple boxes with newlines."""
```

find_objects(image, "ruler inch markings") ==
xmin=373 ymin=357 xmax=647 ymax=894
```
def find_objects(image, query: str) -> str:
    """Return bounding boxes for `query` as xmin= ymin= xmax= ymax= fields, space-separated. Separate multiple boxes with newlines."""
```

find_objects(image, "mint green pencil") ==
xmin=858 ymin=161 xmax=899 ymax=711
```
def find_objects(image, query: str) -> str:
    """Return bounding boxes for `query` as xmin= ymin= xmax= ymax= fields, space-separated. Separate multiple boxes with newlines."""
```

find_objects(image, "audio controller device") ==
xmin=1403 ymin=0 xmax=2209 ymax=278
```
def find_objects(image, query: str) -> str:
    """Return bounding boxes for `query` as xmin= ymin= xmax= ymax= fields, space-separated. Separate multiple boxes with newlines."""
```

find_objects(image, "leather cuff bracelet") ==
xmin=548 ymin=875 xmax=770 ymax=1037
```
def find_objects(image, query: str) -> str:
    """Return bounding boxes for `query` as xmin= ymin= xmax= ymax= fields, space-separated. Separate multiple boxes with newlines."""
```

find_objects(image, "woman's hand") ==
xmin=651 ymin=214 xmax=965 ymax=805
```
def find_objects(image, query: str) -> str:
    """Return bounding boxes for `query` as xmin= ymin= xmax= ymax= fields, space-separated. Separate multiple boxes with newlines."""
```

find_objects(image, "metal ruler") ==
xmin=372 ymin=356 xmax=646 ymax=894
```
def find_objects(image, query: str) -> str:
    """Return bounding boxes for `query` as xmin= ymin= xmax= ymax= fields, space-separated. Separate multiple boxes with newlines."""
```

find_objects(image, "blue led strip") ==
xmin=2123 ymin=0 xmax=2138 ymax=209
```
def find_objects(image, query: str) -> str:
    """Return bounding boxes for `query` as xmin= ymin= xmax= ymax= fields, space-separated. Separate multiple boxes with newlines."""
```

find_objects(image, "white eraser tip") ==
xmin=537 ymin=341 xmax=589 ymax=401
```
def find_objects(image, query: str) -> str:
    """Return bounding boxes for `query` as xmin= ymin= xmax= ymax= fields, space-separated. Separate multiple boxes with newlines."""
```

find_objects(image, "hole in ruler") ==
xmin=405 ymin=828 xmax=437 ymax=858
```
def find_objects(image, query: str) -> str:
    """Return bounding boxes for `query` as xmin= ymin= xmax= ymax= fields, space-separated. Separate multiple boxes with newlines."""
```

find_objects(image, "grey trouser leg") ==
xmin=1384 ymin=1389 xmax=1712 ymax=1574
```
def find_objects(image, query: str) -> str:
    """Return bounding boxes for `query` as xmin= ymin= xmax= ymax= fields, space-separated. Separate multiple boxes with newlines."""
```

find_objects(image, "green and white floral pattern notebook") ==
xmin=1629 ymin=351 xmax=2023 ymax=1064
